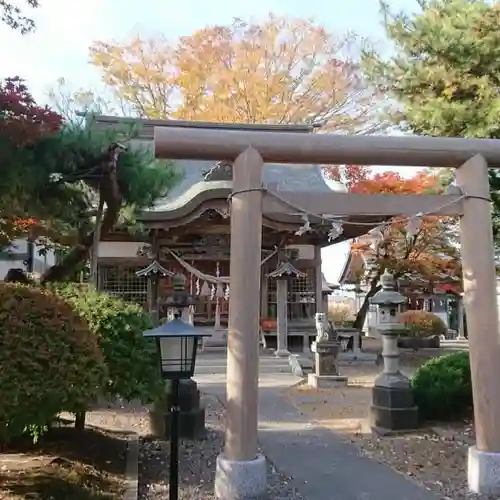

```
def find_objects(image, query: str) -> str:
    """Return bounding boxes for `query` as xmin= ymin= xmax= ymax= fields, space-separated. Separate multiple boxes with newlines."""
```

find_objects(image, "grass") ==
xmin=0 ymin=424 xmax=128 ymax=499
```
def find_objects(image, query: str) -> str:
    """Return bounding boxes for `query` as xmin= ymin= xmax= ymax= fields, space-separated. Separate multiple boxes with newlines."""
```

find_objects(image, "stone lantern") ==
xmin=369 ymin=269 xmax=418 ymax=433
xmin=150 ymin=272 xmax=209 ymax=440
xmin=161 ymin=273 xmax=196 ymax=324
xmin=266 ymin=257 xmax=306 ymax=357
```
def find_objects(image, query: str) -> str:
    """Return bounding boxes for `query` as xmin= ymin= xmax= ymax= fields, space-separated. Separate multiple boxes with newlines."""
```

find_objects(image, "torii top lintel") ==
xmin=154 ymin=126 xmax=500 ymax=168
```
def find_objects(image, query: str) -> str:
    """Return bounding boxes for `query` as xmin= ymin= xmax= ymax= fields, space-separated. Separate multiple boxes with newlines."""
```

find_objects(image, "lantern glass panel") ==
xmin=159 ymin=335 xmax=197 ymax=378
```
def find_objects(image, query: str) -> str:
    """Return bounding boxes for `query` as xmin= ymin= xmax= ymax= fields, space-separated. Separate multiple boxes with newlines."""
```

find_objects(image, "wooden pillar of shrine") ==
xmin=314 ymin=245 xmax=323 ymax=314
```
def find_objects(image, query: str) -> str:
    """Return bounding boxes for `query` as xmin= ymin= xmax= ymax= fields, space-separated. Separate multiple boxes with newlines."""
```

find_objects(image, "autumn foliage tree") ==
xmin=345 ymin=170 xmax=460 ymax=329
xmin=89 ymin=14 xmax=382 ymax=132
xmin=0 ymin=77 xmax=62 ymax=246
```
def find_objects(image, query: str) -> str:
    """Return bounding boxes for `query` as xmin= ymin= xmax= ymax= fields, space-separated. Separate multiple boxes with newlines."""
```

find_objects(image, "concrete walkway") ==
xmin=195 ymin=353 xmax=438 ymax=500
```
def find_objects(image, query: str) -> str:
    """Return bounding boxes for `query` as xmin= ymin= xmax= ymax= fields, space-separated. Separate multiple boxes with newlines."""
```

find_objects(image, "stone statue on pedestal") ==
xmin=308 ymin=312 xmax=347 ymax=388
xmin=314 ymin=312 xmax=338 ymax=342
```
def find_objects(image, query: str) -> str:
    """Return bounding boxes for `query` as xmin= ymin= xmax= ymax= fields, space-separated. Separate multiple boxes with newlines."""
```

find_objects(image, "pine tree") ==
xmin=363 ymin=0 xmax=500 ymax=239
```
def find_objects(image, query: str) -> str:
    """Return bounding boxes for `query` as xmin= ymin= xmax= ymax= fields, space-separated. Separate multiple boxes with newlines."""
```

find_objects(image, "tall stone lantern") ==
xmin=266 ymin=256 xmax=306 ymax=357
xmin=149 ymin=273 xmax=210 ymax=440
xmin=369 ymin=269 xmax=418 ymax=433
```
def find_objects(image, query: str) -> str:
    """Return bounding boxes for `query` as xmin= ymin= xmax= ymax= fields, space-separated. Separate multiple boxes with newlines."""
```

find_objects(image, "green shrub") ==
xmin=0 ymin=283 xmax=106 ymax=442
xmin=400 ymin=310 xmax=448 ymax=338
xmin=53 ymin=284 xmax=162 ymax=403
xmin=412 ymin=350 xmax=472 ymax=421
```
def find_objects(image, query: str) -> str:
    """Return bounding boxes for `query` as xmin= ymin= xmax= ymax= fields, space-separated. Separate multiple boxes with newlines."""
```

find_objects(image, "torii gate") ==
xmin=155 ymin=127 xmax=500 ymax=497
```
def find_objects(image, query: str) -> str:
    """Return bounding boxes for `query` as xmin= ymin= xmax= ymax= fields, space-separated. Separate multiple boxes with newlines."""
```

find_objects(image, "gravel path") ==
xmin=138 ymin=394 xmax=306 ymax=499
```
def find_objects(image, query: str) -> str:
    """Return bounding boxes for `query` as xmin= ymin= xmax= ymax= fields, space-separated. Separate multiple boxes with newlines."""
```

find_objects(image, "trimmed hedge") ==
xmin=0 ymin=283 xmax=106 ymax=441
xmin=400 ymin=310 xmax=448 ymax=338
xmin=412 ymin=350 xmax=472 ymax=421
xmin=53 ymin=284 xmax=162 ymax=403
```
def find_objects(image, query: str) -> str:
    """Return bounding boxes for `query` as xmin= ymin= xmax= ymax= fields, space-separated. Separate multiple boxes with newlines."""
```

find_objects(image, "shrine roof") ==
xmin=89 ymin=114 xmax=346 ymax=212
xmin=90 ymin=115 xmax=384 ymax=243
xmin=150 ymin=159 xmax=345 ymax=213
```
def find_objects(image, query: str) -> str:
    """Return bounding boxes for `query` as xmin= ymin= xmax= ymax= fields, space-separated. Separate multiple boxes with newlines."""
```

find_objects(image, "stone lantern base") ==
xmin=149 ymin=378 xmax=206 ymax=440
xmin=369 ymin=372 xmax=419 ymax=434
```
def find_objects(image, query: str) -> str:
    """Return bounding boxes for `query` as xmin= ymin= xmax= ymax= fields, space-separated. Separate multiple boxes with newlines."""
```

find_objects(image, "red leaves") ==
xmin=0 ymin=77 xmax=62 ymax=147
xmin=0 ymin=216 xmax=39 ymax=247
xmin=323 ymin=164 xmax=369 ymax=191
xmin=345 ymin=169 xmax=460 ymax=288
xmin=349 ymin=170 xmax=440 ymax=195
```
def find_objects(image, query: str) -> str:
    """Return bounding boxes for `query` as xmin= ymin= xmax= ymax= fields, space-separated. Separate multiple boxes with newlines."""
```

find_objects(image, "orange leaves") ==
xmin=324 ymin=164 xmax=369 ymax=191
xmin=89 ymin=36 xmax=175 ymax=118
xmin=347 ymin=169 xmax=460 ymax=286
xmin=0 ymin=216 xmax=38 ymax=247
xmin=350 ymin=169 xmax=441 ymax=195
xmin=89 ymin=15 xmax=379 ymax=131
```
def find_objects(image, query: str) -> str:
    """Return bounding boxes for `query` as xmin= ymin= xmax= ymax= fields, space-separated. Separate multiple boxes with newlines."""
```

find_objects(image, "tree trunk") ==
xmin=41 ymin=145 xmax=123 ymax=284
xmin=352 ymin=276 xmax=382 ymax=331
xmin=74 ymin=411 xmax=86 ymax=431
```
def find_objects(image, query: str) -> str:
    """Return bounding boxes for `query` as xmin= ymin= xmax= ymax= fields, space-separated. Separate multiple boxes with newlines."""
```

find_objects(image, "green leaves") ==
xmin=54 ymin=284 xmax=163 ymax=403
xmin=0 ymin=283 xmax=106 ymax=442
xmin=364 ymin=0 xmax=500 ymax=245
xmin=412 ymin=351 xmax=472 ymax=421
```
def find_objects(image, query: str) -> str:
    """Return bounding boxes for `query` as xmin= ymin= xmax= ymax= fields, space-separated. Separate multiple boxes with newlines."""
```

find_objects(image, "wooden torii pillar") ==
xmin=155 ymin=127 xmax=500 ymax=497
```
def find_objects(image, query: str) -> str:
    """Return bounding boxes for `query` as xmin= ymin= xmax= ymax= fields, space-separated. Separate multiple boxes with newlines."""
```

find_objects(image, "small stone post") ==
xmin=307 ymin=312 xmax=348 ymax=388
xmin=369 ymin=270 xmax=418 ymax=433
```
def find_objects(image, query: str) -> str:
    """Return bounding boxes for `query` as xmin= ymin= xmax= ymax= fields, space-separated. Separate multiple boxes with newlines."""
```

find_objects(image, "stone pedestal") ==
xmin=337 ymin=327 xmax=377 ymax=364
xmin=369 ymin=328 xmax=418 ymax=433
xmin=202 ymin=328 xmax=228 ymax=351
xmin=149 ymin=379 xmax=206 ymax=440
xmin=215 ymin=453 xmax=267 ymax=500
xmin=308 ymin=372 xmax=348 ymax=388
xmin=369 ymin=371 xmax=418 ymax=434
xmin=308 ymin=339 xmax=348 ymax=388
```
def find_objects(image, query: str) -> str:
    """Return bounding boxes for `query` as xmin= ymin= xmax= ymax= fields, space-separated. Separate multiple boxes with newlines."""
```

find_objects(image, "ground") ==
xmin=0 ymin=423 xmax=127 ymax=500
xmin=284 ymin=350 xmax=494 ymax=500
xmin=1 ymin=346 xmax=489 ymax=500
xmin=138 ymin=394 xmax=305 ymax=500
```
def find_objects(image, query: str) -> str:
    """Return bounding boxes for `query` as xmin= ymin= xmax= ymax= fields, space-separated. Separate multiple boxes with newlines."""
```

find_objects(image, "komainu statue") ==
xmin=315 ymin=312 xmax=338 ymax=342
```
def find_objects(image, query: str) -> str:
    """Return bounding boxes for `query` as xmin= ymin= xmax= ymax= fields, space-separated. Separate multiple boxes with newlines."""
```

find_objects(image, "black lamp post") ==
xmin=143 ymin=312 xmax=210 ymax=500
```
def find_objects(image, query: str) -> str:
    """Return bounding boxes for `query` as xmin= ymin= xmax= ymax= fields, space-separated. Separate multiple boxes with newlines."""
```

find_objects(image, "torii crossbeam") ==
xmin=155 ymin=125 xmax=500 ymax=497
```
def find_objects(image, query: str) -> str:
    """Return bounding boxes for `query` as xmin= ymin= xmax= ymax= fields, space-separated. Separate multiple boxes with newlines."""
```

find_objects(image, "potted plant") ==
xmin=398 ymin=310 xmax=446 ymax=349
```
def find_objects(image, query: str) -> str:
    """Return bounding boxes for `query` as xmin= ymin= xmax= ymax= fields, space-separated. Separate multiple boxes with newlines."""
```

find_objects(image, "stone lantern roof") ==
xmin=266 ymin=260 xmax=306 ymax=280
xmin=370 ymin=269 xmax=406 ymax=306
